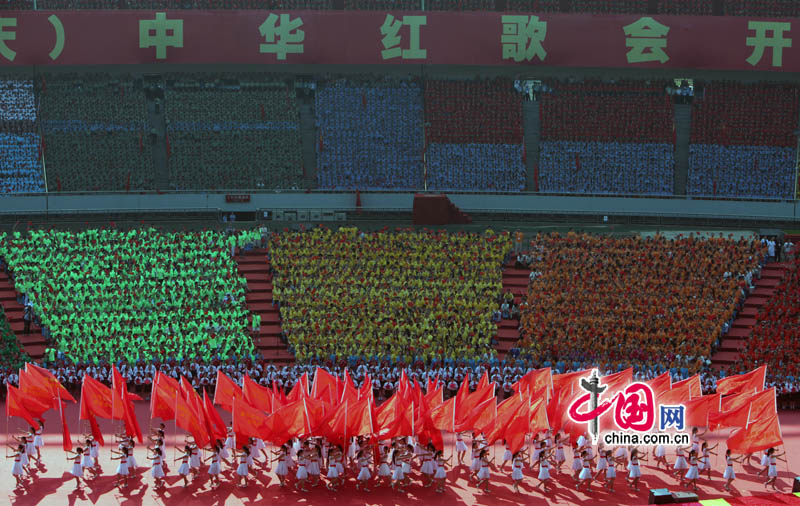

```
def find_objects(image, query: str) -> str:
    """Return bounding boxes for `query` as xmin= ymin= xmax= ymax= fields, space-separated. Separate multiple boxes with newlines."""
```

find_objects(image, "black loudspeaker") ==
xmin=792 ymin=476 xmax=800 ymax=493
xmin=672 ymin=491 xmax=699 ymax=503
xmin=648 ymin=488 xmax=672 ymax=504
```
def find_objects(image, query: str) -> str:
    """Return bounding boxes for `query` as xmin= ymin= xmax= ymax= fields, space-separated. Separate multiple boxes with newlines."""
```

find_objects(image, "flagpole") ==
xmin=58 ymin=387 xmax=64 ymax=450
xmin=173 ymin=390 xmax=177 ymax=464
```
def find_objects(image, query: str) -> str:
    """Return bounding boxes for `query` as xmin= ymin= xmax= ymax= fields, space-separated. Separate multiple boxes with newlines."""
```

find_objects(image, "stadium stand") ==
xmin=517 ymin=232 xmax=765 ymax=377
xmin=0 ymin=78 xmax=45 ymax=195
xmin=723 ymin=0 xmax=800 ymax=16
xmin=569 ymin=0 xmax=647 ymax=14
xmin=270 ymin=227 xmax=511 ymax=363
xmin=424 ymin=78 xmax=525 ymax=191
xmin=689 ymin=82 xmax=798 ymax=199
xmin=165 ymin=73 xmax=303 ymax=190
xmin=39 ymin=73 xmax=154 ymax=192
xmin=315 ymin=78 xmax=424 ymax=190
xmin=0 ymin=228 xmax=261 ymax=364
xmin=0 ymin=305 xmax=30 ymax=374
xmin=738 ymin=253 xmax=799 ymax=382
xmin=505 ymin=0 xmax=561 ymax=12
xmin=539 ymin=79 xmax=675 ymax=195
xmin=658 ymin=0 xmax=713 ymax=14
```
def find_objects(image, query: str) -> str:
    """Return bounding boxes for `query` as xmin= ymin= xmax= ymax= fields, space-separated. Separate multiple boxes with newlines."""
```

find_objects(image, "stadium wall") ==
xmin=0 ymin=192 xmax=798 ymax=222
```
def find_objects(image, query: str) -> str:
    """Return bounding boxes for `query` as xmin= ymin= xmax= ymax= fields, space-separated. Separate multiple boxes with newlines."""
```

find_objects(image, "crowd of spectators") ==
xmin=0 ymin=228 xmax=261 ymax=365
xmin=539 ymin=79 xmax=675 ymax=195
xmin=722 ymin=0 xmax=800 ymax=16
xmin=166 ymin=74 xmax=303 ymax=190
xmin=539 ymin=141 xmax=674 ymax=195
xmin=426 ymin=143 xmax=525 ymax=192
xmin=658 ymin=0 xmax=713 ymax=14
xmin=315 ymin=78 xmax=424 ymax=190
xmin=0 ymin=78 xmax=45 ymax=194
xmin=424 ymin=78 xmax=524 ymax=191
xmin=270 ymin=227 xmax=510 ymax=363
xmin=517 ymin=232 xmax=766 ymax=378
xmin=569 ymin=0 xmax=647 ymax=14
xmin=6 ymin=0 xmax=800 ymax=15
xmin=689 ymin=81 xmax=798 ymax=199
xmin=737 ymin=254 xmax=800 ymax=381
xmin=0 ymin=306 xmax=30 ymax=375
xmin=39 ymin=73 xmax=154 ymax=192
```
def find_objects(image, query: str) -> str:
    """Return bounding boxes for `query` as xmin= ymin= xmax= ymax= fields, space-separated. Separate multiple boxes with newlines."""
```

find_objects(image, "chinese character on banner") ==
xmin=746 ymin=21 xmax=791 ymax=67
xmin=660 ymin=405 xmax=686 ymax=431
xmin=139 ymin=12 xmax=183 ymax=60
xmin=622 ymin=17 xmax=669 ymax=64
xmin=380 ymin=14 xmax=427 ymax=60
xmin=501 ymin=15 xmax=547 ymax=62
xmin=259 ymin=13 xmax=304 ymax=61
xmin=0 ymin=18 xmax=17 ymax=62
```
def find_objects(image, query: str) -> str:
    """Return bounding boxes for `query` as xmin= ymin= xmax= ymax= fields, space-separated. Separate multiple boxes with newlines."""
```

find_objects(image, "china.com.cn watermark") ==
xmin=603 ymin=431 xmax=690 ymax=447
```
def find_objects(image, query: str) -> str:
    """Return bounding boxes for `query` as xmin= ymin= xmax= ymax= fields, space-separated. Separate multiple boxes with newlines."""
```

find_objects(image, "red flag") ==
xmin=80 ymin=375 xmax=113 ymax=419
xmin=286 ymin=373 xmax=309 ymax=403
xmin=113 ymin=367 xmax=143 ymax=443
xmin=19 ymin=368 xmax=58 ymax=411
xmin=375 ymin=392 xmax=400 ymax=432
xmin=477 ymin=371 xmax=490 ymax=391
xmin=243 ymin=374 xmax=273 ymax=413
xmin=504 ymin=403 xmax=531 ymax=454
xmin=429 ymin=397 xmax=456 ymax=432
xmin=358 ymin=375 xmax=373 ymax=402
xmin=671 ymin=374 xmax=702 ymax=398
xmin=424 ymin=385 xmax=443 ymax=411
xmin=80 ymin=375 xmax=114 ymax=446
xmin=233 ymin=396 xmax=270 ymax=445
xmin=311 ymin=367 xmax=339 ymax=402
xmin=602 ymin=368 xmax=633 ymax=396
xmin=551 ymin=369 xmax=590 ymax=393
xmin=457 ymin=396 xmax=496 ymax=432
xmin=645 ymin=372 xmax=672 ymax=399
xmin=455 ymin=373 xmax=470 ymax=407
xmin=6 ymin=384 xmax=42 ymax=429
xmin=175 ymin=393 xmax=210 ymax=448
xmin=214 ymin=371 xmax=242 ymax=412
xmin=264 ymin=400 xmax=309 ymax=444
xmin=528 ymin=396 xmax=550 ymax=434
xmin=203 ymin=389 xmax=227 ymax=444
xmin=150 ymin=372 xmax=176 ymax=421
xmin=708 ymin=388 xmax=776 ymax=431
xmin=514 ymin=367 xmax=552 ymax=397
xmin=716 ymin=366 xmax=766 ymax=396
xmin=684 ymin=393 xmax=721 ymax=427
xmin=726 ymin=413 xmax=782 ymax=454
xmin=656 ymin=381 xmax=693 ymax=406
xmin=455 ymin=384 xmax=495 ymax=427
xmin=346 ymin=397 xmax=375 ymax=438
xmin=484 ymin=394 xmax=525 ymax=445
xmin=26 ymin=363 xmax=76 ymax=403
xmin=59 ymin=396 xmax=72 ymax=452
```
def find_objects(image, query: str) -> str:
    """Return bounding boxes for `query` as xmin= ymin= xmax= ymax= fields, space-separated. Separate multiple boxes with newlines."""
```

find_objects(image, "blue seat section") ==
xmin=315 ymin=81 xmax=423 ymax=190
xmin=688 ymin=144 xmax=795 ymax=199
xmin=0 ymin=133 xmax=44 ymax=194
xmin=426 ymin=143 xmax=525 ymax=192
xmin=539 ymin=141 xmax=674 ymax=195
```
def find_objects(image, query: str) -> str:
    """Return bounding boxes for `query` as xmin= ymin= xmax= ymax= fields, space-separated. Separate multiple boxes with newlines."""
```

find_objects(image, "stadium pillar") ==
xmin=673 ymin=102 xmax=691 ymax=196
xmin=523 ymin=98 xmax=540 ymax=192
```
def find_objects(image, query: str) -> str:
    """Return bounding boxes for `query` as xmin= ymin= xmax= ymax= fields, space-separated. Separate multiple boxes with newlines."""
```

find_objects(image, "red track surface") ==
xmin=3 ymin=402 xmax=799 ymax=506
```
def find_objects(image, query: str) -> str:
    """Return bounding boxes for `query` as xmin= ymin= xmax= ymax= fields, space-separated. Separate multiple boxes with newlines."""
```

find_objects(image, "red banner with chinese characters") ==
xmin=0 ymin=11 xmax=796 ymax=71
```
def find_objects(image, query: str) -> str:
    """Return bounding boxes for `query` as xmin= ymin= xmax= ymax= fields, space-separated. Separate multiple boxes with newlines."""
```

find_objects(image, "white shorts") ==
xmin=296 ymin=466 xmax=308 ymax=480
xmin=579 ymin=467 xmax=591 ymax=480
xmin=435 ymin=467 xmax=446 ymax=479
xmin=456 ymin=441 xmax=468 ymax=452
xmin=723 ymin=466 xmax=735 ymax=480
xmin=628 ymin=464 xmax=641 ymax=479
xmin=674 ymin=456 xmax=688 ymax=470
xmin=378 ymin=463 xmax=391 ymax=476
xmin=327 ymin=466 xmax=339 ymax=479
xmin=477 ymin=467 xmax=490 ymax=480
xmin=685 ymin=466 xmax=698 ymax=480
xmin=512 ymin=468 xmax=523 ymax=481
xmin=357 ymin=467 xmax=371 ymax=481
xmin=236 ymin=463 xmax=248 ymax=477
xmin=538 ymin=467 xmax=551 ymax=480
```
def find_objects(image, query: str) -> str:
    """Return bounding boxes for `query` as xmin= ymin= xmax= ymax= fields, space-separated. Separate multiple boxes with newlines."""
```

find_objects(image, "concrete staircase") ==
xmin=711 ymin=262 xmax=790 ymax=369
xmin=0 ymin=271 xmax=46 ymax=359
xmin=495 ymin=259 xmax=528 ymax=359
xmin=523 ymin=99 xmax=541 ymax=191
xmin=235 ymin=248 xmax=295 ymax=365
xmin=673 ymin=102 xmax=691 ymax=196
